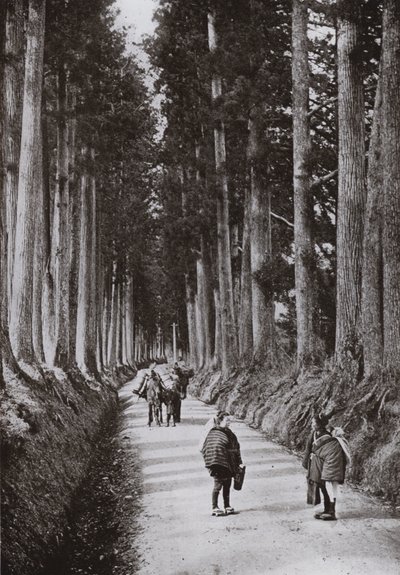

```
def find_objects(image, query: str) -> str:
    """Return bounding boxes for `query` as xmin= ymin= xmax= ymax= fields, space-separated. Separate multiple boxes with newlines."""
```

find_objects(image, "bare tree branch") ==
xmin=311 ymin=169 xmax=338 ymax=188
xmin=271 ymin=211 xmax=294 ymax=228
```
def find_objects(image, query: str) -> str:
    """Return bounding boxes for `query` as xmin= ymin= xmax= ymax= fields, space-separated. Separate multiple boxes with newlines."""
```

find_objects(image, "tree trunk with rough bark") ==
xmin=116 ymin=281 xmax=123 ymax=366
xmin=195 ymin=256 xmax=206 ymax=369
xmin=96 ymin=255 xmax=104 ymax=372
xmin=1 ymin=2 xmax=7 ymax=386
xmin=382 ymin=1 xmax=400 ymax=370
xmin=107 ymin=261 xmax=118 ymax=369
xmin=102 ymin=264 xmax=112 ymax=367
xmin=10 ymin=0 xmax=46 ymax=363
xmin=4 ymin=0 xmax=24 ymax=311
xmin=292 ymin=0 xmax=316 ymax=368
xmin=185 ymin=277 xmax=198 ymax=368
xmin=41 ymin=91 xmax=55 ymax=364
xmin=362 ymin=73 xmax=383 ymax=376
xmin=75 ymin=146 xmax=97 ymax=374
xmin=125 ymin=275 xmax=134 ymax=366
xmin=68 ymin=86 xmax=78 ymax=365
xmin=195 ymin=137 xmax=214 ymax=370
xmin=32 ymin=122 xmax=45 ymax=363
xmin=335 ymin=0 xmax=366 ymax=365
xmin=89 ymin=151 xmax=98 ymax=371
xmin=248 ymin=108 xmax=275 ymax=360
xmin=54 ymin=64 xmax=70 ymax=368
xmin=212 ymin=288 xmax=222 ymax=369
xmin=208 ymin=9 xmax=237 ymax=374
xmin=239 ymin=185 xmax=253 ymax=359
xmin=200 ymin=234 xmax=215 ymax=369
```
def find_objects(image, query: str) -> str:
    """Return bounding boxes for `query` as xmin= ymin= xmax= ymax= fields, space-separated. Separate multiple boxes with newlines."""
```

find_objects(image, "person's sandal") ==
xmin=211 ymin=508 xmax=224 ymax=516
xmin=225 ymin=507 xmax=235 ymax=515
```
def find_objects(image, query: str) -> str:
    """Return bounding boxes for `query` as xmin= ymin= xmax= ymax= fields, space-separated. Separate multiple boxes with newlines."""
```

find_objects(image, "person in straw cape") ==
xmin=200 ymin=411 xmax=244 ymax=516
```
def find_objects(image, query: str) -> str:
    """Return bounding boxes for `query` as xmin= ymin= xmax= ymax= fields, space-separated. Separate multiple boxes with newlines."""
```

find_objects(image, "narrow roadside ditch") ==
xmin=40 ymin=398 xmax=143 ymax=575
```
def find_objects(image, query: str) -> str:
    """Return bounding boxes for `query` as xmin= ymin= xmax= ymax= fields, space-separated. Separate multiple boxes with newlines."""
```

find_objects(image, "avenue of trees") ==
xmin=149 ymin=0 xmax=400 ymax=381
xmin=1 ymin=0 xmax=400 ymax=387
xmin=0 ymin=0 xmax=159 ymax=388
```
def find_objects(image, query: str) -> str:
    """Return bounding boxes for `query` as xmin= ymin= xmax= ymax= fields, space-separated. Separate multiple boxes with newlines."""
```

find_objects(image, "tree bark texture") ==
xmin=382 ymin=1 xmax=400 ymax=369
xmin=239 ymin=185 xmax=253 ymax=359
xmin=362 ymin=73 xmax=383 ymax=376
xmin=200 ymin=234 xmax=215 ymax=369
xmin=54 ymin=64 xmax=70 ymax=367
xmin=185 ymin=277 xmax=198 ymax=368
xmin=335 ymin=0 xmax=366 ymax=364
xmin=231 ymin=223 xmax=241 ymax=339
xmin=292 ymin=0 xmax=316 ymax=368
xmin=10 ymin=0 xmax=46 ymax=362
xmin=195 ymin=256 xmax=206 ymax=369
xmin=32 ymin=121 xmax=45 ymax=362
xmin=41 ymin=92 xmax=56 ymax=363
xmin=107 ymin=261 xmax=118 ymax=368
xmin=75 ymin=147 xmax=97 ymax=374
xmin=248 ymin=109 xmax=275 ymax=359
xmin=89 ymin=152 xmax=98 ymax=372
xmin=208 ymin=10 xmax=238 ymax=374
xmin=212 ymin=288 xmax=222 ymax=369
xmin=102 ymin=264 xmax=112 ymax=366
xmin=68 ymin=86 xmax=78 ymax=364
xmin=196 ymin=137 xmax=214 ymax=370
xmin=4 ymin=0 xmax=24 ymax=312
xmin=96 ymin=255 xmax=104 ymax=372
xmin=124 ymin=275 xmax=134 ymax=365
xmin=1 ymin=2 xmax=7 ymax=386
xmin=115 ymin=281 xmax=121 ymax=365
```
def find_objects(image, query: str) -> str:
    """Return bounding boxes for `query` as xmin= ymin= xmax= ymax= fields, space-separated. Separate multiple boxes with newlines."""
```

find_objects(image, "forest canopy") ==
xmin=0 ymin=0 xmax=399 ymax=384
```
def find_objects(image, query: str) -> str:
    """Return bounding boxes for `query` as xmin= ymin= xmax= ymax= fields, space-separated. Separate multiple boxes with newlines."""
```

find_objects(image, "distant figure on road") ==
xmin=146 ymin=369 xmax=162 ymax=427
xmin=173 ymin=359 xmax=194 ymax=422
xmin=303 ymin=412 xmax=350 ymax=521
xmin=201 ymin=411 xmax=243 ymax=517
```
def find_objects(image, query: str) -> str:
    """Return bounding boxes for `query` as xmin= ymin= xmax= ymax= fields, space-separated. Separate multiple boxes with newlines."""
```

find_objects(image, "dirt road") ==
xmin=119 ymin=379 xmax=400 ymax=575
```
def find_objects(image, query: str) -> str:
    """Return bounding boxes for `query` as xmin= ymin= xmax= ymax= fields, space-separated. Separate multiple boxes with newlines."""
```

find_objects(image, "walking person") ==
xmin=303 ymin=411 xmax=350 ymax=520
xmin=200 ymin=411 xmax=243 ymax=516
xmin=146 ymin=369 xmax=162 ymax=427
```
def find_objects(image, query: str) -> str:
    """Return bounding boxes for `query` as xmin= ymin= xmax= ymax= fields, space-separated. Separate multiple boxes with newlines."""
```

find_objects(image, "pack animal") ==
xmin=154 ymin=372 xmax=181 ymax=427
xmin=145 ymin=371 xmax=162 ymax=427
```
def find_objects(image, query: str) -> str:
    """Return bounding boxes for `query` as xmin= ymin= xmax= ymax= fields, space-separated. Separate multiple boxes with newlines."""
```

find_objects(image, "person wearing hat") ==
xmin=302 ymin=411 xmax=347 ymax=520
xmin=201 ymin=411 xmax=243 ymax=516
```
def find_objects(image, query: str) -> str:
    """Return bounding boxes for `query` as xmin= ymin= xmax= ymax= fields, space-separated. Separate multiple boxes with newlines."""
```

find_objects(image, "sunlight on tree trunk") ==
xmin=4 ymin=0 xmax=24 ymax=315
xmin=292 ymin=0 xmax=316 ymax=369
xmin=362 ymin=73 xmax=383 ymax=376
xmin=10 ymin=0 xmax=46 ymax=364
xmin=335 ymin=0 xmax=366 ymax=366
xmin=208 ymin=9 xmax=238 ymax=374
xmin=248 ymin=107 xmax=275 ymax=360
xmin=382 ymin=0 xmax=400 ymax=371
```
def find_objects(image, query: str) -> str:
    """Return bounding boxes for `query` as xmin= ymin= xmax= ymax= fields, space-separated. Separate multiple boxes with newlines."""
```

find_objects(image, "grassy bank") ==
xmin=1 ymin=367 xmax=132 ymax=575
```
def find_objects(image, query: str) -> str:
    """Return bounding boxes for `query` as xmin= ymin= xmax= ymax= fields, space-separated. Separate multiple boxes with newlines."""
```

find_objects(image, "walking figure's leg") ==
xmin=159 ymin=402 xmax=163 ymax=424
xmin=212 ymin=477 xmax=224 ymax=515
xmin=318 ymin=481 xmax=337 ymax=520
xmin=155 ymin=405 xmax=161 ymax=426
xmin=223 ymin=477 xmax=235 ymax=514
xmin=315 ymin=483 xmax=330 ymax=519
xmin=176 ymin=398 xmax=181 ymax=423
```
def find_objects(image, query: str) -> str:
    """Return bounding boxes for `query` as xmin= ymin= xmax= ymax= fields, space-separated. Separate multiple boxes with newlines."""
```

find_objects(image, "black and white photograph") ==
xmin=1 ymin=0 xmax=400 ymax=573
